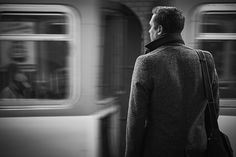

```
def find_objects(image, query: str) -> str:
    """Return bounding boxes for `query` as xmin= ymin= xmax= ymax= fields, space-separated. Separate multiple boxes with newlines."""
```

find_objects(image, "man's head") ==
xmin=149 ymin=6 xmax=185 ymax=41
xmin=13 ymin=73 xmax=31 ymax=90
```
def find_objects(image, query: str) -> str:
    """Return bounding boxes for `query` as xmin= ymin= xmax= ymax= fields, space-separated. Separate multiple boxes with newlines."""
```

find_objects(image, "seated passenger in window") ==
xmin=0 ymin=72 xmax=31 ymax=98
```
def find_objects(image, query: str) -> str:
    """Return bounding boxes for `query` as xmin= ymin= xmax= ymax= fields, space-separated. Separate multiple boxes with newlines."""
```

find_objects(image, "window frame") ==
xmin=0 ymin=4 xmax=80 ymax=110
xmin=192 ymin=3 xmax=236 ymax=109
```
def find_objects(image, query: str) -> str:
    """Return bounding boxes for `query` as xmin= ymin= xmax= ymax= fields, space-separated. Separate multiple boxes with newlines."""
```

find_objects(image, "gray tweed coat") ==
xmin=125 ymin=33 xmax=219 ymax=157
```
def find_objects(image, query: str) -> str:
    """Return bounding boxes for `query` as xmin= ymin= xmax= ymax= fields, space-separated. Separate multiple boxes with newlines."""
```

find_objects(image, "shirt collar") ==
xmin=145 ymin=33 xmax=185 ymax=54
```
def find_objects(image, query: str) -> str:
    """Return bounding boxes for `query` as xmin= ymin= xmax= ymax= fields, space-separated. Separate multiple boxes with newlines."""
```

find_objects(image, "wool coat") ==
xmin=125 ymin=33 xmax=219 ymax=157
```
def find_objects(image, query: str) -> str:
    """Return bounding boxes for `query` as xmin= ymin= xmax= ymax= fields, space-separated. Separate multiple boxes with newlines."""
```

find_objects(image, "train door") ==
xmin=101 ymin=2 xmax=142 ymax=156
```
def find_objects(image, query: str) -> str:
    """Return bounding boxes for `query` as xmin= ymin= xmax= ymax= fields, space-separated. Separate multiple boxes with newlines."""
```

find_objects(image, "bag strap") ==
xmin=196 ymin=50 xmax=219 ymax=131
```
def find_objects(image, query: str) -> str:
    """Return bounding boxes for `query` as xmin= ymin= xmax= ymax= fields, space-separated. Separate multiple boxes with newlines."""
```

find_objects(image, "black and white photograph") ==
xmin=0 ymin=0 xmax=235 ymax=157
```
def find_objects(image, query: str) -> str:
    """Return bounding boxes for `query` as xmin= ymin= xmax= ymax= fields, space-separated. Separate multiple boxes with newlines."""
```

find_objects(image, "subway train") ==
xmin=0 ymin=0 xmax=235 ymax=157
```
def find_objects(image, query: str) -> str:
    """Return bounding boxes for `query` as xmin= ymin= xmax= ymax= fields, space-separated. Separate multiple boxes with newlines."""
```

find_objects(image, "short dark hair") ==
xmin=152 ymin=6 xmax=185 ymax=33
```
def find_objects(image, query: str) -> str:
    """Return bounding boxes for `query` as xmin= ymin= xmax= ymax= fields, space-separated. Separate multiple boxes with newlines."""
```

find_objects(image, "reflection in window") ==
xmin=0 ymin=41 xmax=69 ymax=99
xmin=0 ymin=11 xmax=70 ymax=100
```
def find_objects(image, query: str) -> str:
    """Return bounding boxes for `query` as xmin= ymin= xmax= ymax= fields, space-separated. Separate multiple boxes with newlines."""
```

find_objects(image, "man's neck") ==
xmin=145 ymin=33 xmax=184 ymax=53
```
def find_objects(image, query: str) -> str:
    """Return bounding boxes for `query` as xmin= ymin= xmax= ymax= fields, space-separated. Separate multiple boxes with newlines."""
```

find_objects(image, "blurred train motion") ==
xmin=0 ymin=0 xmax=235 ymax=157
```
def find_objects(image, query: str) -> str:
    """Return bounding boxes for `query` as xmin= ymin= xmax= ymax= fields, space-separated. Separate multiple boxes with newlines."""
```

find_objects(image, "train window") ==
xmin=0 ymin=13 xmax=67 ymax=34
xmin=0 ymin=5 xmax=78 ymax=108
xmin=200 ymin=12 xmax=236 ymax=33
xmin=195 ymin=4 xmax=236 ymax=102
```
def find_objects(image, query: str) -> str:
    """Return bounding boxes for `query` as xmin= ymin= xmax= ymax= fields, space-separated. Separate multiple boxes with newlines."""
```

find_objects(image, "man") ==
xmin=125 ymin=6 xmax=219 ymax=157
xmin=0 ymin=72 xmax=31 ymax=98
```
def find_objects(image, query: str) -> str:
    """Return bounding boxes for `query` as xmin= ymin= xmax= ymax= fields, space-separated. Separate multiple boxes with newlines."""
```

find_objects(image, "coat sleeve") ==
xmin=125 ymin=56 xmax=152 ymax=157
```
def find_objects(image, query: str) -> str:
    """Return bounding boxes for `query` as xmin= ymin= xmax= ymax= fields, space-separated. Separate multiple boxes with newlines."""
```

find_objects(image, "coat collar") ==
xmin=145 ymin=33 xmax=185 ymax=54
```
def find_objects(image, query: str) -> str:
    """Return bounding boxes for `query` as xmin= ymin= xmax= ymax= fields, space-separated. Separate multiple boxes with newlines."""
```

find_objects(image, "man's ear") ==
xmin=157 ymin=25 xmax=163 ymax=35
xmin=154 ymin=25 xmax=163 ymax=39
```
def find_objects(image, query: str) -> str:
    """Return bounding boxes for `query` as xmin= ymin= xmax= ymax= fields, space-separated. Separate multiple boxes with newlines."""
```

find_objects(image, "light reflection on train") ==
xmin=0 ymin=0 xmax=235 ymax=157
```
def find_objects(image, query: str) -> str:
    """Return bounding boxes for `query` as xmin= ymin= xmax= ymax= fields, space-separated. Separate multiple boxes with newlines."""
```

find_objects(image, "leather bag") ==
xmin=196 ymin=50 xmax=234 ymax=157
